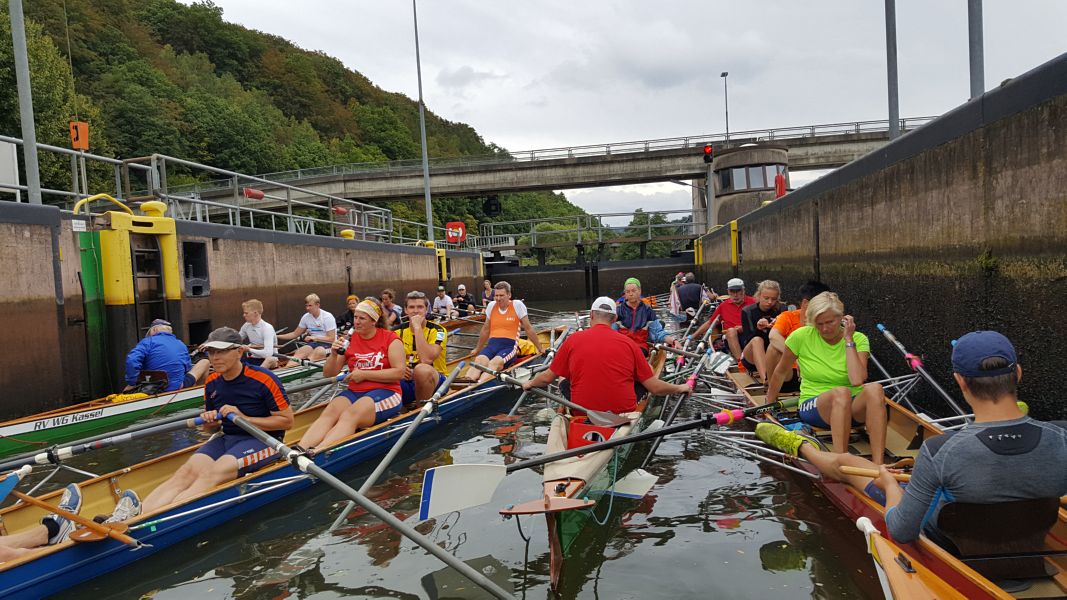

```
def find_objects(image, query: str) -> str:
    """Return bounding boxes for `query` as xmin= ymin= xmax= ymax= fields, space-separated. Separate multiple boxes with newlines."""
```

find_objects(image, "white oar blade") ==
xmin=602 ymin=468 xmax=658 ymax=500
xmin=419 ymin=464 xmax=506 ymax=521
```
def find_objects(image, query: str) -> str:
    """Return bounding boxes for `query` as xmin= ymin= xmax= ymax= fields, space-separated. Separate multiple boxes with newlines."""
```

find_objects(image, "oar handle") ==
xmin=709 ymin=398 xmax=800 ymax=427
xmin=840 ymin=465 xmax=911 ymax=481
xmin=12 ymin=489 xmax=141 ymax=546
xmin=429 ymin=362 xmax=465 ymax=403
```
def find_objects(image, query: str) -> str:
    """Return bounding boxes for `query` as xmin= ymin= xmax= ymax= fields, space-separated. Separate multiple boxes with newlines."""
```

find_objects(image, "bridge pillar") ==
xmin=536 ymin=248 xmax=547 ymax=266
xmin=639 ymin=242 xmax=647 ymax=259
xmin=576 ymin=244 xmax=586 ymax=267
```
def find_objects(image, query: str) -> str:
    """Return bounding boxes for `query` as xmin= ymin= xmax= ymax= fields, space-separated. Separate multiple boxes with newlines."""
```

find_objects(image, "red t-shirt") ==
xmin=710 ymin=296 xmax=755 ymax=330
xmin=550 ymin=324 xmax=653 ymax=414
xmin=344 ymin=327 xmax=402 ymax=394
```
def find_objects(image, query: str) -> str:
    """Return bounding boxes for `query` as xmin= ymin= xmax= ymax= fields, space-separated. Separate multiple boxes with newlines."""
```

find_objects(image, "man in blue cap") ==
xmin=124 ymin=319 xmax=210 ymax=392
xmin=756 ymin=330 xmax=1067 ymax=545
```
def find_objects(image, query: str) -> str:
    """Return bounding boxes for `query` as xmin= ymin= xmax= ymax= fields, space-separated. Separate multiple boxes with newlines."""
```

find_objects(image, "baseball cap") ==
xmin=951 ymin=331 xmax=1017 ymax=377
xmin=202 ymin=326 xmax=243 ymax=350
xmin=150 ymin=318 xmax=171 ymax=327
xmin=727 ymin=278 xmax=745 ymax=290
xmin=457 ymin=284 xmax=466 ymax=290
xmin=437 ymin=285 xmax=446 ymax=292
xmin=590 ymin=296 xmax=617 ymax=313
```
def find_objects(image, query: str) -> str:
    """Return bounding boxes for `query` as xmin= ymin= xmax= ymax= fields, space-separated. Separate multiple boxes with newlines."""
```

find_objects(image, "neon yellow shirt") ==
xmin=396 ymin=322 xmax=449 ymax=376
xmin=784 ymin=326 xmax=870 ymax=398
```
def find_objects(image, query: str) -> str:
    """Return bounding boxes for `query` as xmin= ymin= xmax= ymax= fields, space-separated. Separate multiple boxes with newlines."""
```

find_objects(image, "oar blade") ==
xmin=601 ymin=468 xmax=658 ymax=500
xmin=419 ymin=464 xmax=506 ymax=521
xmin=0 ymin=465 xmax=31 ymax=501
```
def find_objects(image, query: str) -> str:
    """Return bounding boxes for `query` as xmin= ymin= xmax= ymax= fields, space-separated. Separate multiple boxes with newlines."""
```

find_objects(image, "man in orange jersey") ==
xmin=466 ymin=281 xmax=543 ymax=383
xmin=106 ymin=327 xmax=294 ymax=522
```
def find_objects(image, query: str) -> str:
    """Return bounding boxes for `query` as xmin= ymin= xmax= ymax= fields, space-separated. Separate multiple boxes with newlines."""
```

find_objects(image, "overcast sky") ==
xmin=193 ymin=1 xmax=1066 ymax=215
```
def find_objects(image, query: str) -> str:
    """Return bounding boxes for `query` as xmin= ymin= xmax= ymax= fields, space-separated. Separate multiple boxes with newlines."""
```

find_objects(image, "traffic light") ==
xmin=483 ymin=194 xmax=502 ymax=216
xmin=702 ymin=144 xmax=714 ymax=164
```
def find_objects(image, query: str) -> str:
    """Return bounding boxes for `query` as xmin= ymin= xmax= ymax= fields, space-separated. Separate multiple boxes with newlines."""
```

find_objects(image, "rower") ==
xmin=764 ymin=280 xmax=830 ymax=388
xmin=738 ymin=280 xmax=783 ymax=381
xmin=432 ymin=286 xmax=456 ymax=320
xmin=277 ymin=293 xmax=337 ymax=361
xmin=757 ymin=331 xmax=1067 ymax=558
xmin=379 ymin=289 xmax=403 ymax=329
xmin=615 ymin=277 xmax=676 ymax=352
xmin=522 ymin=296 xmax=689 ymax=414
xmin=336 ymin=294 xmax=360 ymax=334
xmin=696 ymin=277 xmax=754 ymax=360
xmin=764 ymin=292 xmax=888 ymax=463
xmin=123 ymin=319 xmax=209 ymax=392
xmin=452 ymin=284 xmax=478 ymax=317
xmin=480 ymin=279 xmax=493 ymax=310
xmin=465 ymin=281 xmax=543 ymax=383
xmin=395 ymin=291 xmax=449 ymax=406
xmin=0 ymin=483 xmax=81 ymax=559
xmin=115 ymin=327 xmax=294 ymax=520
xmin=239 ymin=299 xmax=278 ymax=369
xmin=675 ymin=272 xmax=707 ymax=328
xmin=297 ymin=298 xmax=405 ymax=451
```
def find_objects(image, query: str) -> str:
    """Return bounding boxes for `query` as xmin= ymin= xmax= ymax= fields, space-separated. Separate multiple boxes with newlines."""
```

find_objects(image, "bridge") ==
xmin=184 ymin=117 xmax=934 ymax=204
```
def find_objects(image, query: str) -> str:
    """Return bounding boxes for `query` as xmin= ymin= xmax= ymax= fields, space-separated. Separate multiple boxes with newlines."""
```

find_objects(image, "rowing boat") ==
xmin=500 ymin=347 xmax=667 ymax=590
xmin=727 ymin=367 xmax=1067 ymax=599
xmin=0 ymin=361 xmax=321 ymax=459
xmin=0 ymin=329 xmax=556 ymax=599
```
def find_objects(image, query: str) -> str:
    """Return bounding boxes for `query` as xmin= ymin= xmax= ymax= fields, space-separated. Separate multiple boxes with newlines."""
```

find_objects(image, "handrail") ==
xmin=71 ymin=193 xmax=133 ymax=215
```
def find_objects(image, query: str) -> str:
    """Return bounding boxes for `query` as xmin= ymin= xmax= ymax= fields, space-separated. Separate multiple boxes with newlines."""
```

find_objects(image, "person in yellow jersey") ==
xmin=465 ymin=281 xmax=543 ymax=383
xmin=395 ymin=290 xmax=449 ymax=406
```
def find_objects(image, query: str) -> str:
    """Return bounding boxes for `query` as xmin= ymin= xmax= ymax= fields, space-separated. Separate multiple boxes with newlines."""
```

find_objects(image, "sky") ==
xmin=192 ymin=1 xmax=1066 ymax=215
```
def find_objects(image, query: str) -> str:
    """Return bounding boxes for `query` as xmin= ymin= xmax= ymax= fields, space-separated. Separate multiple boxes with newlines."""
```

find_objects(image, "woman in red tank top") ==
xmin=298 ymin=298 xmax=405 ymax=451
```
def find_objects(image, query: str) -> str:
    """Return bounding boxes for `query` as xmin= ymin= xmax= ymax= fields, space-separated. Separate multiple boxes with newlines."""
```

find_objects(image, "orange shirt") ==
xmin=488 ymin=300 xmax=525 ymax=339
xmin=773 ymin=309 xmax=803 ymax=340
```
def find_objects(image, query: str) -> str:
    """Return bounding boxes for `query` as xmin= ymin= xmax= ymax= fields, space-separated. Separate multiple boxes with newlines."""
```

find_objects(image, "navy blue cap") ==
xmin=951 ymin=331 xmax=1017 ymax=377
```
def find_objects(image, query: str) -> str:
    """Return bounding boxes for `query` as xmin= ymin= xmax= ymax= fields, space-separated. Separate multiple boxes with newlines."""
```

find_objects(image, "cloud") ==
xmin=436 ymin=65 xmax=505 ymax=92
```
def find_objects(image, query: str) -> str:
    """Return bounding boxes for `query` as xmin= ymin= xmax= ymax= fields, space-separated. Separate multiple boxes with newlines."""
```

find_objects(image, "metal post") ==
xmin=9 ymin=0 xmax=42 ymax=204
xmin=968 ymin=0 xmax=985 ymax=99
xmin=413 ymin=0 xmax=434 ymax=241
xmin=884 ymin=0 xmax=900 ymax=140
xmin=720 ymin=71 xmax=730 ymax=142
xmin=705 ymin=164 xmax=716 ymax=230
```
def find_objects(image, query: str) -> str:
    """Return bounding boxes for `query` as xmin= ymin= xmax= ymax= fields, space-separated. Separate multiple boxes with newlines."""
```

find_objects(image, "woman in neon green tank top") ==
xmin=763 ymin=292 xmax=888 ymax=464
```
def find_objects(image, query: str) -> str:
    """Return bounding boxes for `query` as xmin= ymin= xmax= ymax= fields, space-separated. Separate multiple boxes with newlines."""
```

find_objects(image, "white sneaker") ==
xmin=45 ymin=483 xmax=82 ymax=545
xmin=105 ymin=489 xmax=142 ymax=523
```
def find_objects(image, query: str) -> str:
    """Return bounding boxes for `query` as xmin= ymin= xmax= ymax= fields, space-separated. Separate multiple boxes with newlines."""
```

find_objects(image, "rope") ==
xmin=514 ymin=513 xmax=530 ymax=542
xmin=585 ymin=449 xmax=619 ymax=526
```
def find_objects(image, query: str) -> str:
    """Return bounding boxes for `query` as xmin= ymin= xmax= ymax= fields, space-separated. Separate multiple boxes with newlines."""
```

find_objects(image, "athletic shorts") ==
xmin=740 ymin=356 xmax=758 ymax=373
xmin=864 ymin=481 xmax=909 ymax=506
xmin=181 ymin=373 xmax=197 ymax=388
xmin=306 ymin=341 xmax=331 ymax=350
xmin=400 ymin=373 xmax=446 ymax=405
xmin=479 ymin=337 xmax=519 ymax=365
xmin=243 ymin=356 xmax=265 ymax=367
xmin=338 ymin=388 xmax=404 ymax=424
xmin=196 ymin=434 xmax=279 ymax=476
xmin=798 ymin=394 xmax=862 ymax=430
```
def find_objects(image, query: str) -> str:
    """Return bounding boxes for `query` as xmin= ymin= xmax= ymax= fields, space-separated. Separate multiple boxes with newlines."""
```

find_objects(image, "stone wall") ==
xmin=697 ymin=54 xmax=1067 ymax=419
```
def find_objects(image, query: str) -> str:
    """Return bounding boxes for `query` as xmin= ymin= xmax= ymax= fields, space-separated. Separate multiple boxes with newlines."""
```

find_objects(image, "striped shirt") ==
xmin=205 ymin=365 xmax=290 ymax=440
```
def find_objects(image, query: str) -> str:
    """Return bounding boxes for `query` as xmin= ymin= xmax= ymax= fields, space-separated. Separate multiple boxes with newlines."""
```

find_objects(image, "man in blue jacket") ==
xmin=124 ymin=319 xmax=209 ymax=392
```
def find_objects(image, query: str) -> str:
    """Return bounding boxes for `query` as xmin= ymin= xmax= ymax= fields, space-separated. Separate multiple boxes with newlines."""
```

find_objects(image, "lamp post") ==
xmin=720 ymin=71 xmax=730 ymax=143
xmin=412 ymin=0 xmax=434 ymax=242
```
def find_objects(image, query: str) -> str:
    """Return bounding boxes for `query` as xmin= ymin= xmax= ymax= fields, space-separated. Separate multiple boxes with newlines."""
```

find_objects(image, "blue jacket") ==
xmin=125 ymin=332 xmax=192 ymax=391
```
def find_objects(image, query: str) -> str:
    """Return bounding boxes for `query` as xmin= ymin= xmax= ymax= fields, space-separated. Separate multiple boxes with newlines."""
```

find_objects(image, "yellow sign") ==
xmin=69 ymin=121 xmax=89 ymax=151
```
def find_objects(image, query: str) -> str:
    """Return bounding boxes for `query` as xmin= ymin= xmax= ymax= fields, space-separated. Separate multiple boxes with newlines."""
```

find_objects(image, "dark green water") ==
xmin=32 ymin=306 xmax=885 ymax=599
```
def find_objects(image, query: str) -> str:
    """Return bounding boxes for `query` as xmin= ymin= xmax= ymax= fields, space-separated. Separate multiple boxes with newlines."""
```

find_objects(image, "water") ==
xmin=29 ymin=305 xmax=885 ymax=599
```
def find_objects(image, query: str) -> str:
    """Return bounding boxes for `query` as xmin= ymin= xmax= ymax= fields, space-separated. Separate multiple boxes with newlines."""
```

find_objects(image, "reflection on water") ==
xmin=36 ymin=311 xmax=883 ymax=600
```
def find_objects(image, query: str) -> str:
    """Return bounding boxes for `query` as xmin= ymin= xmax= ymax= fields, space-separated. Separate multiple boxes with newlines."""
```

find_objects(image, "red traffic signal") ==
xmin=702 ymin=144 xmax=714 ymax=164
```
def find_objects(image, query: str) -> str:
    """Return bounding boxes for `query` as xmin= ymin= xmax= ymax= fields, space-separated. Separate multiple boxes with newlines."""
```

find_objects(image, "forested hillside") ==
xmin=0 ymin=0 xmax=582 ymax=230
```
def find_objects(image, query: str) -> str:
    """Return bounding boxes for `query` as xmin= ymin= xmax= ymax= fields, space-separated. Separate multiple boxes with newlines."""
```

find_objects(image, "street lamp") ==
xmin=412 ymin=0 xmax=434 ymax=242
xmin=720 ymin=71 xmax=730 ymax=143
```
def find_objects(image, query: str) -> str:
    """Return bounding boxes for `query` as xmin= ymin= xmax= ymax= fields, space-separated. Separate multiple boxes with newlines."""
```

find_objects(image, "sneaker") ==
xmin=755 ymin=422 xmax=826 ymax=457
xmin=44 ymin=483 xmax=82 ymax=545
xmin=104 ymin=489 xmax=142 ymax=523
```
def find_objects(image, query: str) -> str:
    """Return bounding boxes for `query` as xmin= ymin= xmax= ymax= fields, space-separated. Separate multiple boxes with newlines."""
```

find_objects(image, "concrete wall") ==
xmin=489 ymin=256 xmax=693 ymax=302
xmin=697 ymin=53 xmax=1067 ymax=419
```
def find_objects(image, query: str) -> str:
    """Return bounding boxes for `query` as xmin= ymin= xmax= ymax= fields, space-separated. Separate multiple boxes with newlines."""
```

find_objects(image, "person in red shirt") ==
xmin=299 ymin=298 xmax=405 ymax=451
xmin=696 ymin=277 xmax=755 ymax=360
xmin=521 ymin=296 xmax=690 ymax=414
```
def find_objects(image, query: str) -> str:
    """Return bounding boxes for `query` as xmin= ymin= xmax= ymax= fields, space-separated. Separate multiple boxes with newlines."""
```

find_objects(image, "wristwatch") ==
xmin=845 ymin=342 xmax=856 ymax=349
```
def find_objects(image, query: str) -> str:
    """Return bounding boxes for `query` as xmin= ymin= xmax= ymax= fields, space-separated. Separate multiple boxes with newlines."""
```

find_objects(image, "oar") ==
xmin=272 ymin=352 xmax=324 ymax=370
xmin=419 ymin=399 xmax=800 ymax=519
xmin=638 ymin=347 xmax=711 ymax=469
xmin=839 ymin=466 xmax=912 ymax=482
xmin=223 ymin=413 xmax=515 ymax=600
xmin=327 ymin=362 xmax=465 ymax=532
xmin=505 ymin=327 xmax=571 ymax=416
xmin=877 ymin=324 xmax=968 ymax=418
xmin=6 ymin=479 xmax=142 ymax=548
xmin=678 ymin=300 xmax=712 ymax=350
xmin=470 ymin=363 xmax=630 ymax=427
xmin=0 ymin=465 xmax=31 ymax=501
xmin=0 ymin=414 xmax=205 ymax=472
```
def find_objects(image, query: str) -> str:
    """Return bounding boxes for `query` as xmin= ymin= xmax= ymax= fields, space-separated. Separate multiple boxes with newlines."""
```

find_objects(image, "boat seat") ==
xmin=935 ymin=497 xmax=1064 ymax=582
xmin=135 ymin=370 xmax=169 ymax=395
